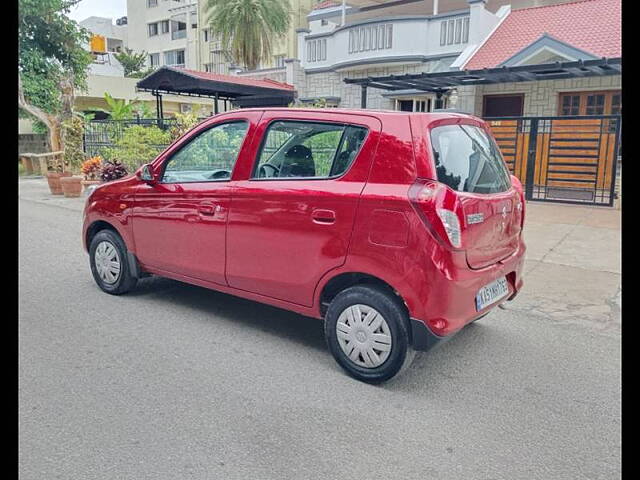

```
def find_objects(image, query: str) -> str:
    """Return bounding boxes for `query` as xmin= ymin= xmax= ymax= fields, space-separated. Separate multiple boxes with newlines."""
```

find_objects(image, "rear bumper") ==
xmin=410 ymin=239 xmax=526 ymax=340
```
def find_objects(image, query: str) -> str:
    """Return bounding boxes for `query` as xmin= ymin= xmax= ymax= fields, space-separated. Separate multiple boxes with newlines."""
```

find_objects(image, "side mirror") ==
xmin=137 ymin=164 xmax=156 ymax=184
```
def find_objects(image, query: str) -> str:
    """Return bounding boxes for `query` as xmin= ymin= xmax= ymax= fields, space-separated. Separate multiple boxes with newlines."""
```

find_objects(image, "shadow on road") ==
xmin=110 ymin=275 xmax=513 ymax=392
xmin=125 ymin=276 xmax=328 ymax=353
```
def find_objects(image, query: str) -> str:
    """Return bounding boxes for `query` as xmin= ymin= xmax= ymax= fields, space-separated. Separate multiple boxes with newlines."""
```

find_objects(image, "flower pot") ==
xmin=46 ymin=171 xmax=72 ymax=195
xmin=81 ymin=179 xmax=101 ymax=193
xmin=60 ymin=175 xmax=83 ymax=198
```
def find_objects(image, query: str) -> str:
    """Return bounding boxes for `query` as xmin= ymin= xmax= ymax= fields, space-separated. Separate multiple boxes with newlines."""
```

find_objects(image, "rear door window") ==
xmin=430 ymin=124 xmax=511 ymax=194
xmin=253 ymin=121 xmax=368 ymax=179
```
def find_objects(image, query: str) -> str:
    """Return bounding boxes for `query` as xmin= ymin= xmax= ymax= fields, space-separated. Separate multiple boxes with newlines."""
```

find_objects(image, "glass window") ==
xmin=161 ymin=20 xmax=169 ymax=34
xmin=147 ymin=0 xmax=158 ymax=7
xmin=430 ymin=124 xmax=511 ymax=194
xmin=586 ymin=94 xmax=605 ymax=115
xmin=148 ymin=23 xmax=158 ymax=36
xmin=447 ymin=19 xmax=455 ymax=44
xmin=149 ymin=53 xmax=160 ymax=67
xmin=611 ymin=94 xmax=621 ymax=115
xmin=162 ymin=122 xmax=249 ymax=183
xmin=386 ymin=24 xmax=393 ymax=48
xmin=253 ymin=121 xmax=368 ymax=179
xmin=440 ymin=21 xmax=447 ymax=46
xmin=455 ymin=18 xmax=462 ymax=44
xmin=378 ymin=25 xmax=386 ymax=49
xmin=462 ymin=17 xmax=470 ymax=43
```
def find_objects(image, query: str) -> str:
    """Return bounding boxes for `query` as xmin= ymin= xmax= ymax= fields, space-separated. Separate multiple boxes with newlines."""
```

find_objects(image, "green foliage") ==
xmin=131 ymin=102 xmax=155 ymax=119
xmin=18 ymin=0 xmax=92 ymax=115
xmin=99 ymin=92 xmax=140 ymax=120
xmin=205 ymin=0 xmax=291 ymax=70
xmin=114 ymin=48 xmax=148 ymax=78
xmin=61 ymin=115 xmax=86 ymax=173
xmin=167 ymin=123 xmax=246 ymax=171
xmin=101 ymin=125 xmax=172 ymax=171
xmin=169 ymin=106 xmax=203 ymax=141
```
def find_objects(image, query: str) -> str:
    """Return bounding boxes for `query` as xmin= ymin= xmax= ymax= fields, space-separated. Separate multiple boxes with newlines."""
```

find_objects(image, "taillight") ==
xmin=436 ymin=209 xmax=461 ymax=248
xmin=510 ymin=175 xmax=526 ymax=229
xmin=408 ymin=179 xmax=463 ymax=250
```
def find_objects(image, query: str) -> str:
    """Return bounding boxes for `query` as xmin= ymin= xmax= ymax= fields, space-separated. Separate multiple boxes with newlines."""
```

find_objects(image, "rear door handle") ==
xmin=312 ymin=209 xmax=336 ymax=224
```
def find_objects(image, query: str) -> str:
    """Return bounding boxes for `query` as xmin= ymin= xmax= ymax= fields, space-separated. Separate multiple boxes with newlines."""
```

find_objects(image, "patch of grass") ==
xmin=18 ymin=162 xmax=25 ymax=176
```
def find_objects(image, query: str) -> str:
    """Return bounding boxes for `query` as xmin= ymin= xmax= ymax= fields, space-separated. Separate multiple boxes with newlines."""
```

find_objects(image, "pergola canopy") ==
xmin=344 ymin=58 xmax=621 ymax=108
xmin=136 ymin=66 xmax=295 ymax=111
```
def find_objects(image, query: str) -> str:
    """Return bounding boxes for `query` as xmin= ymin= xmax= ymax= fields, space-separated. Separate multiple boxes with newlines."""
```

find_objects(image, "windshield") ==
xmin=430 ymin=124 xmax=511 ymax=194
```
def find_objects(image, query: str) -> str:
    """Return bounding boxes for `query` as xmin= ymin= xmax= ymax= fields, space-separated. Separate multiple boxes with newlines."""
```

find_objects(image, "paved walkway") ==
xmin=19 ymin=177 xmax=621 ymax=334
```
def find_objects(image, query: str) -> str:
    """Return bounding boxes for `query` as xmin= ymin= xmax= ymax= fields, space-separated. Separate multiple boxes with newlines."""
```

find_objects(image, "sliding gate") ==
xmin=485 ymin=115 xmax=621 ymax=206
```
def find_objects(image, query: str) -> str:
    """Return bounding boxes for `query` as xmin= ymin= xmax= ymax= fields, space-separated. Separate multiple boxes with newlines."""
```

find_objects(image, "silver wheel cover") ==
xmin=336 ymin=304 xmax=392 ymax=368
xmin=94 ymin=241 xmax=121 ymax=285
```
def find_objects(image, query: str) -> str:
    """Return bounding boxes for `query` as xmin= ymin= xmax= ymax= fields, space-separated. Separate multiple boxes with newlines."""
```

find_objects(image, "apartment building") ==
xmin=126 ymin=0 xmax=199 ymax=70
xmin=292 ymin=0 xmax=587 ymax=110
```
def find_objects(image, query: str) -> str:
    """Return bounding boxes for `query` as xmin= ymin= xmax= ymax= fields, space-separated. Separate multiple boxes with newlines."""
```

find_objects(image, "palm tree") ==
xmin=205 ymin=0 xmax=291 ymax=71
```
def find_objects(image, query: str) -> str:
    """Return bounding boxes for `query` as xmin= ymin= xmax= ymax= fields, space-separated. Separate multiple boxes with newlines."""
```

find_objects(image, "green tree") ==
xmin=18 ymin=0 xmax=92 ymax=152
xmin=114 ymin=48 xmax=149 ymax=78
xmin=205 ymin=0 xmax=291 ymax=71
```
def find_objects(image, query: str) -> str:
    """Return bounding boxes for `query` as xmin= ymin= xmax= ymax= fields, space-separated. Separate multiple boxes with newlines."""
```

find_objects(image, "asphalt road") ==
xmin=19 ymin=197 xmax=621 ymax=480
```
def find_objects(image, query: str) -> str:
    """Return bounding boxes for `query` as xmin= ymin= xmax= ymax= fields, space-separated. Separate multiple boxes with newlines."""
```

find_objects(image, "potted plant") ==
xmin=59 ymin=115 xmax=85 ymax=197
xmin=46 ymin=160 xmax=71 ymax=195
xmin=80 ymin=156 xmax=103 ymax=192
xmin=99 ymin=159 xmax=128 ymax=182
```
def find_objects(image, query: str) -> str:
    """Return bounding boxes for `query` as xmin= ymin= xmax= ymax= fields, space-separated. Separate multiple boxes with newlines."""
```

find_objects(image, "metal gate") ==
xmin=485 ymin=115 xmax=621 ymax=206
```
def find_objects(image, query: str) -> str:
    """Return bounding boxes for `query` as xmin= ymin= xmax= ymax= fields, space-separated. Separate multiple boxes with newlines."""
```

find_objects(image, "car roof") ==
xmin=229 ymin=107 xmax=479 ymax=122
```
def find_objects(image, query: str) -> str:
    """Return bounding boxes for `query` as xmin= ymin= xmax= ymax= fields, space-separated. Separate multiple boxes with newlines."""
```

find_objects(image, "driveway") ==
xmin=18 ymin=178 xmax=620 ymax=479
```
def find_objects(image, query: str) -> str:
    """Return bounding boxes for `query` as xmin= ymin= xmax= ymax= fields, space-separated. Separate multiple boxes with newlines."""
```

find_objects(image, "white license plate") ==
xmin=475 ymin=277 xmax=509 ymax=311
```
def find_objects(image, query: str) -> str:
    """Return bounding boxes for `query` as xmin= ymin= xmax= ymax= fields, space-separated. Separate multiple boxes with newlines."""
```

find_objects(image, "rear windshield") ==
xmin=430 ymin=124 xmax=511 ymax=194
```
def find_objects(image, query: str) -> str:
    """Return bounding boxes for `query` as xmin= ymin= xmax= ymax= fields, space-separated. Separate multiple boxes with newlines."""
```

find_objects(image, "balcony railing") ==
xmin=172 ymin=29 xmax=187 ymax=40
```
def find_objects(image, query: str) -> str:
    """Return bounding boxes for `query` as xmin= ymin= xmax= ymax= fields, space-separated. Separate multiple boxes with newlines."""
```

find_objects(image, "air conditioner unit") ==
xmin=180 ymin=104 xmax=192 ymax=113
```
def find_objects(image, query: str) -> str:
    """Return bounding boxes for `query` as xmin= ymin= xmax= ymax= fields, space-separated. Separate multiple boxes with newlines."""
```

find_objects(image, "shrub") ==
xmin=169 ymin=107 xmax=203 ymax=141
xmin=81 ymin=156 xmax=103 ymax=180
xmin=62 ymin=115 xmax=86 ymax=173
xmin=101 ymin=125 xmax=172 ymax=171
xmin=100 ymin=160 xmax=128 ymax=182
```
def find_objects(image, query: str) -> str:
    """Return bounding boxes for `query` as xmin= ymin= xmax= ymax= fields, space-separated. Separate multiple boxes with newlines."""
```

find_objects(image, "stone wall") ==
xmin=290 ymin=58 xmax=621 ymax=117
xmin=471 ymin=75 xmax=621 ymax=117
xmin=19 ymin=134 xmax=49 ymax=154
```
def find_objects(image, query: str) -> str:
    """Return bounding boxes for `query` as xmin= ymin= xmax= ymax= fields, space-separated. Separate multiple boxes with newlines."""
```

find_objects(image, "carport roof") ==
xmin=135 ymin=66 xmax=295 ymax=106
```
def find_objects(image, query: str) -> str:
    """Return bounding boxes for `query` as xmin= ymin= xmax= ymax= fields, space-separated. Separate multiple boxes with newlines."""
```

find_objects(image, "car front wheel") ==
xmin=89 ymin=230 xmax=137 ymax=295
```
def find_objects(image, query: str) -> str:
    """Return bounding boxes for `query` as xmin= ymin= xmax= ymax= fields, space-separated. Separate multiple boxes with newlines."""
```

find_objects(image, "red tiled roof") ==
xmin=464 ymin=0 xmax=621 ymax=70
xmin=177 ymin=67 xmax=294 ymax=91
xmin=312 ymin=1 xmax=340 ymax=11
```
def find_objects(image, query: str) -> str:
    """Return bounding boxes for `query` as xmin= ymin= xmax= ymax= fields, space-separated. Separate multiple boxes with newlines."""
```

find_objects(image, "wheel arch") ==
xmin=317 ymin=271 xmax=410 ymax=319
xmin=85 ymin=219 xmax=126 ymax=251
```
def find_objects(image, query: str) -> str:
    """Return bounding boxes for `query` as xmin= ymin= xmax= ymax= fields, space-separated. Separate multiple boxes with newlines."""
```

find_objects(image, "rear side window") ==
xmin=430 ymin=124 xmax=511 ymax=194
xmin=253 ymin=120 xmax=368 ymax=179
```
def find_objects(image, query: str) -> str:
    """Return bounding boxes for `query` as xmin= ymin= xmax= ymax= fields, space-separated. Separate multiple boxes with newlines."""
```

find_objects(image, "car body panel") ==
xmin=83 ymin=108 xmax=526 ymax=347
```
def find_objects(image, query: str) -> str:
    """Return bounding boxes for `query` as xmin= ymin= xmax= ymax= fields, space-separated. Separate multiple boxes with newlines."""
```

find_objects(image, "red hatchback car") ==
xmin=83 ymin=108 xmax=526 ymax=383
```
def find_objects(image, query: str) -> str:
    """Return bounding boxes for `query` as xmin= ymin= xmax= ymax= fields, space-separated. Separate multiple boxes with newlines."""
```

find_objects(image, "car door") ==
xmin=131 ymin=112 xmax=261 ymax=284
xmin=226 ymin=111 xmax=381 ymax=307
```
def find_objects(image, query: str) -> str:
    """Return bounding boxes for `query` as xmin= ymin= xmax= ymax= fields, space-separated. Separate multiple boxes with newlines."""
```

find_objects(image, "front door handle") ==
xmin=199 ymin=203 xmax=218 ymax=216
xmin=312 ymin=209 xmax=336 ymax=224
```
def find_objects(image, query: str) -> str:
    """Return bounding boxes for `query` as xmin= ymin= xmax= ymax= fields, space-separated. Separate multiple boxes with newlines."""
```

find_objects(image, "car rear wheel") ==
xmin=89 ymin=230 xmax=137 ymax=295
xmin=324 ymin=285 xmax=414 ymax=383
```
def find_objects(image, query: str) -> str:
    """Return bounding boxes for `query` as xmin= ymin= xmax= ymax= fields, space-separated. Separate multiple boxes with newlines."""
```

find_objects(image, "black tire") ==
xmin=89 ymin=229 xmax=138 ymax=295
xmin=324 ymin=284 xmax=413 ymax=384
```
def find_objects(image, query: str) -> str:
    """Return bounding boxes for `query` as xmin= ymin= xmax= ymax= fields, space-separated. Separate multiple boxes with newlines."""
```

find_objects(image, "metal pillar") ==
xmin=214 ymin=92 xmax=219 ymax=114
xmin=434 ymin=91 xmax=444 ymax=110
xmin=360 ymin=85 xmax=367 ymax=109
xmin=154 ymin=92 xmax=164 ymax=128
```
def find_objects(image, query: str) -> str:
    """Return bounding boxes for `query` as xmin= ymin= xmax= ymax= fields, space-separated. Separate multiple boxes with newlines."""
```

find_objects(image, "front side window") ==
xmin=253 ymin=121 xmax=368 ymax=179
xmin=430 ymin=124 xmax=511 ymax=194
xmin=162 ymin=122 xmax=248 ymax=183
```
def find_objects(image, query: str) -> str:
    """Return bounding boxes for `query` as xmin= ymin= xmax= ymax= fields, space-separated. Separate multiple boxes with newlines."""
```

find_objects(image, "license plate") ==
xmin=475 ymin=277 xmax=509 ymax=311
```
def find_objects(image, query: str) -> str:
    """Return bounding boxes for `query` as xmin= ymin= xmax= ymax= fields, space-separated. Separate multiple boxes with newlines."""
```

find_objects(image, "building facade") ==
xmin=291 ymin=0 xmax=620 ymax=116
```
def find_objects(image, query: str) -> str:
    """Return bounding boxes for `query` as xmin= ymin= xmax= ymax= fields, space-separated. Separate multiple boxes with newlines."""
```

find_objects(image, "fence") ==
xmin=83 ymin=118 xmax=182 ymax=159
xmin=486 ymin=115 xmax=621 ymax=206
